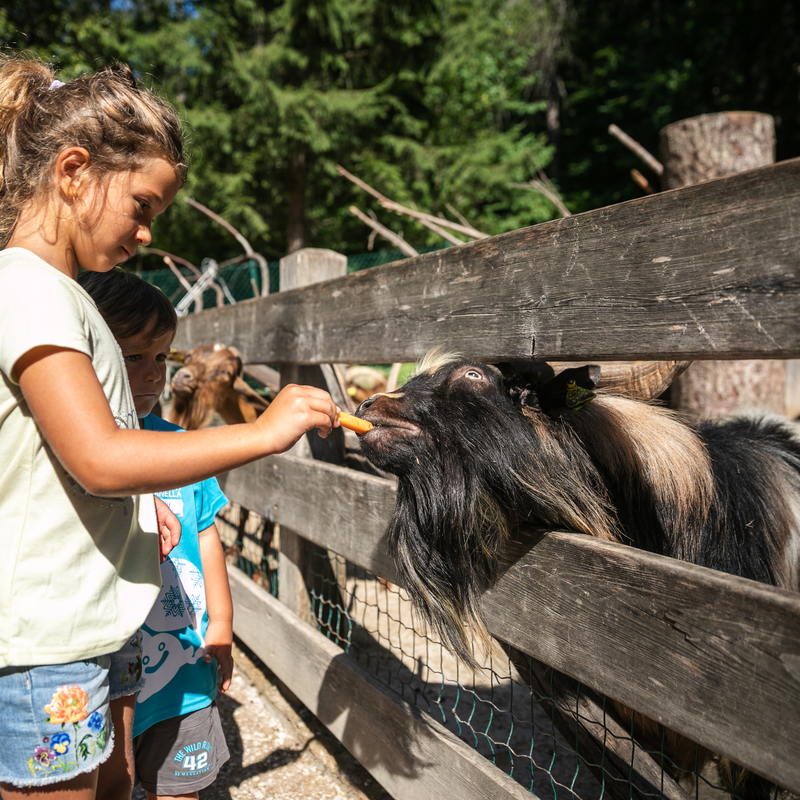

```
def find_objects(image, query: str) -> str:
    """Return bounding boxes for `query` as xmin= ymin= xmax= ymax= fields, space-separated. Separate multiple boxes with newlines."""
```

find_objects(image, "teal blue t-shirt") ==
xmin=132 ymin=414 xmax=228 ymax=738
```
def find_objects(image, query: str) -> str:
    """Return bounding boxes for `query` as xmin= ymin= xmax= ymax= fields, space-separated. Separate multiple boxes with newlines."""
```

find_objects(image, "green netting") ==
xmin=139 ymin=246 xmax=447 ymax=311
xmin=140 ymin=258 xmax=279 ymax=309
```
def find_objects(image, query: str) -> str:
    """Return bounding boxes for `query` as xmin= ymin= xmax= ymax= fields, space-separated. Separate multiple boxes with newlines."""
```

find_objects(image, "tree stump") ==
xmin=659 ymin=111 xmax=775 ymax=189
xmin=659 ymin=112 xmax=787 ymax=417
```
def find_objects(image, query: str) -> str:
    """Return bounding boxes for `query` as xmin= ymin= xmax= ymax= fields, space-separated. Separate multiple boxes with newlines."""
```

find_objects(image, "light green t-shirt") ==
xmin=0 ymin=248 xmax=161 ymax=667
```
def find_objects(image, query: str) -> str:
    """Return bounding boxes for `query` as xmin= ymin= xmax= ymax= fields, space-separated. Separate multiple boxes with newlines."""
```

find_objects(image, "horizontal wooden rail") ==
xmin=229 ymin=566 xmax=535 ymax=800
xmin=175 ymin=158 xmax=800 ymax=364
xmin=217 ymin=454 xmax=800 ymax=794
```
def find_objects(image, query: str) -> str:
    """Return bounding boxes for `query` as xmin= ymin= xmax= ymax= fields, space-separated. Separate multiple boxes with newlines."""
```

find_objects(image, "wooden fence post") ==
xmin=277 ymin=248 xmax=350 ymax=631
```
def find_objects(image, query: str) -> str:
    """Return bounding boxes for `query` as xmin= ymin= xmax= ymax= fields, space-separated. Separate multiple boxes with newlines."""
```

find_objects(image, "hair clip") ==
xmin=49 ymin=79 xmax=65 ymax=91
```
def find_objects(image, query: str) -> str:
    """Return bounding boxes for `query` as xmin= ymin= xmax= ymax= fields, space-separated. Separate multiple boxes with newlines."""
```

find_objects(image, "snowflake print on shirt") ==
xmin=160 ymin=585 xmax=186 ymax=618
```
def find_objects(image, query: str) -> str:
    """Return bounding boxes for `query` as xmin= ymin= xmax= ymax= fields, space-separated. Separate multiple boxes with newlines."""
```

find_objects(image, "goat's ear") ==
xmin=536 ymin=365 xmax=601 ymax=412
xmin=496 ymin=362 xmax=555 ymax=409
xmin=169 ymin=348 xmax=187 ymax=363
xmin=227 ymin=346 xmax=244 ymax=375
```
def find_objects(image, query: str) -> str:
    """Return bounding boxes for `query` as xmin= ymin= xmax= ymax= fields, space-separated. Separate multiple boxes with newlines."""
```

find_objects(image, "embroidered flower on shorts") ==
xmin=87 ymin=711 xmax=103 ymax=732
xmin=33 ymin=746 xmax=57 ymax=767
xmin=50 ymin=732 xmax=70 ymax=756
xmin=44 ymin=684 xmax=89 ymax=724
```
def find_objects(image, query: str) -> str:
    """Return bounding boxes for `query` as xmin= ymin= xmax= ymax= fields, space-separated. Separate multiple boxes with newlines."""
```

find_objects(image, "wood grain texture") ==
xmin=175 ymin=159 xmax=800 ymax=364
xmin=217 ymin=455 xmax=800 ymax=793
xmin=228 ymin=566 xmax=536 ymax=800
xmin=216 ymin=454 xmax=400 ymax=583
xmin=486 ymin=530 xmax=800 ymax=794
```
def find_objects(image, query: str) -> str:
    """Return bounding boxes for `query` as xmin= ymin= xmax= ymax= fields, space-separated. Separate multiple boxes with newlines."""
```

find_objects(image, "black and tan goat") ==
xmin=354 ymin=352 xmax=800 ymax=799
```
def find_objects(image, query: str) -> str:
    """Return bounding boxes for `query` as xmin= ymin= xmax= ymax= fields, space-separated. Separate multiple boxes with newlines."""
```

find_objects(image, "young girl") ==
xmin=0 ymin=55 xmax=338 ymax=800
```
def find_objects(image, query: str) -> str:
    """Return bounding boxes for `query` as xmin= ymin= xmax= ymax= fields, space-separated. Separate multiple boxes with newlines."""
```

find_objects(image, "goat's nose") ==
xmin=357 ymin=395 xmax=378 ymax=412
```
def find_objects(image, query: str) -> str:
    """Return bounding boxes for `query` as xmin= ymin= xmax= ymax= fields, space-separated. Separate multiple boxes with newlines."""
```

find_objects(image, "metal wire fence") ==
xmin=214 ymin=503 xmax=758 ymax=800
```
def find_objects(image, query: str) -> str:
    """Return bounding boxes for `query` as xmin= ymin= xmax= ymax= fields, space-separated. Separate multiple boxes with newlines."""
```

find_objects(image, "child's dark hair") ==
xmin=0 ymin=53 xmax=187 ymax=245
xmin=79 ymin=269 xmax=178 ymax=341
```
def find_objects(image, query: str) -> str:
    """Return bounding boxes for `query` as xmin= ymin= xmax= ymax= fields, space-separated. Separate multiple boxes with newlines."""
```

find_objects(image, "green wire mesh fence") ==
xmin=214 ymin=503 xmax=761 ymax=800
xmin=140 ymin=246 xmax=445 ymax=311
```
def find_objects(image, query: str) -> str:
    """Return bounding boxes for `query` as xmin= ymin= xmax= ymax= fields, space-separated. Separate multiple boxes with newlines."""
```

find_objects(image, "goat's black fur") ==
xmin=356 ymin=354 xmax=800 ymax=798
xmin=356 ymin=354 xmax=800 ymax=660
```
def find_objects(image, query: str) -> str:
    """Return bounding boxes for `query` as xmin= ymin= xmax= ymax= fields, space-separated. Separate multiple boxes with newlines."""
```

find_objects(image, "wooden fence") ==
xmin=173 ymin=157 xmax=800 ymax=800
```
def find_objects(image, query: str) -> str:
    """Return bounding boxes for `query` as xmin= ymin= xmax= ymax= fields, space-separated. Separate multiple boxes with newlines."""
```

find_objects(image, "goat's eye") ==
xmin=465 ymin=370 xmax=482 ymax=380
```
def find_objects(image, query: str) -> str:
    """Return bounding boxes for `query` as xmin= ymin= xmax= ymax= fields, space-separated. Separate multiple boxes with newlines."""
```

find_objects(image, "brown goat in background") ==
xmin=168 ymin=343 xmax=270 ymax=430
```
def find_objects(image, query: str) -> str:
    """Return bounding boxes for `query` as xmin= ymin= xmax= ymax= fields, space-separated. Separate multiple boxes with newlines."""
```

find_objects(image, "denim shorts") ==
xmin=108 ymin=629 xmax=145 ymax=701
xmin=0 ymin=657 xmax=114 ymax=788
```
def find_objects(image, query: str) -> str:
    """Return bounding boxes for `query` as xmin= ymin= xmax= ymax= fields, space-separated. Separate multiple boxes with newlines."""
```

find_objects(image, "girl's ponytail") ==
xmin=0 ymin=55 xmax=57 ymax=243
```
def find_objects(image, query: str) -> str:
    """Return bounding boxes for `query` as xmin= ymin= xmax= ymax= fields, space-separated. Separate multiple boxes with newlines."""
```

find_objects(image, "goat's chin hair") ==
xmin=388 ymin=473 xmax=510 ymax=668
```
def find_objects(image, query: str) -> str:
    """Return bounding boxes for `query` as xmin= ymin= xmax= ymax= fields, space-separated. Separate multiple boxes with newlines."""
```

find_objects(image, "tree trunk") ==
xmin=660 ymin=112 xmax=787 ymax=418
xmin=286 ymin=149 xmax=307 ymax=254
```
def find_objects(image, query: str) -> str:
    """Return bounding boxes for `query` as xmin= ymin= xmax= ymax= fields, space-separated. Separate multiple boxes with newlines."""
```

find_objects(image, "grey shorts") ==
xmin=133 ymin=701 xmax=230 ymax=794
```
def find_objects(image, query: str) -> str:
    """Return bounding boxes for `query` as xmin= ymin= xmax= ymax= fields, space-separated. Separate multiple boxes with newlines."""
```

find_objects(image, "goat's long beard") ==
xmin=384 ymin=419 xmax=619 ymax=668
xmin=387 ymin=462 xmax=513 ymax=668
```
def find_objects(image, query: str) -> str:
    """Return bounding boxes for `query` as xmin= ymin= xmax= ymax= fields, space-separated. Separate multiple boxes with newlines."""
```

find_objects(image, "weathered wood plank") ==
xmin=175 ymin=159 xmax=800 ymax=363
xmin=217 ymin=453 xmax=399 ymax=582
xmin=487 ymin=530 xmax=800 ymax=795
xmin=228 ymin=566 xmax=537 ymax=800
xmin=276 ymin=248 xmax=349 ymax=626
xmin=216 ymin=455 xmax=800 ymax=793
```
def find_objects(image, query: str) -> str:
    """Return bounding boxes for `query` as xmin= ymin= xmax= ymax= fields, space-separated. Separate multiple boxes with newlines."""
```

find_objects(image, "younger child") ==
xmin=80 ymin=269 xmax=233 ymax=799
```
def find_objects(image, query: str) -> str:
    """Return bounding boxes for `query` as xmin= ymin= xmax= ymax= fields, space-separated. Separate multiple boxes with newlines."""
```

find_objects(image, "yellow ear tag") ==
xmin=565 ymin=379 xmax=596 ymax=410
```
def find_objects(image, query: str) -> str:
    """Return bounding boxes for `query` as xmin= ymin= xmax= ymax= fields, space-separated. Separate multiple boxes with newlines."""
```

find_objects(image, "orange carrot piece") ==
xmin=338 ymin=412 xmax=374 ymax=434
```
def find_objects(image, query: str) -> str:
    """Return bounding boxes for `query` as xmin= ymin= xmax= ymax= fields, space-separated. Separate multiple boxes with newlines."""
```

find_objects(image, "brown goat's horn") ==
xmin=595 ymin=361 xmax=691 ymax=400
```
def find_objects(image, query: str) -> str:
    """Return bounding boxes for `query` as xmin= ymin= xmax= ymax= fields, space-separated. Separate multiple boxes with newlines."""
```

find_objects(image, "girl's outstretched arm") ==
xmin=17 ymin=346 xmax=338 ymax=495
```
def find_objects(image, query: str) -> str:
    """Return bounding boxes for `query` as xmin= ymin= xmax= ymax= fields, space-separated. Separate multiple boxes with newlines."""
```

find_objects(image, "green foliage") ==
xmin=354 ymin=0 xmax=559 ymax=240
xmin=1 ymin=0 xmax=560 ymax=264
xmin=6 ymin=0 xmax=795 ymax=263
xmin=560 ymin=0 xmax=800 ymax=212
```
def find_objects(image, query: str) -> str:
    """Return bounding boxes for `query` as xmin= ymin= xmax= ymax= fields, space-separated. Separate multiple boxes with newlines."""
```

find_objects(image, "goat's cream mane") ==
xmin=413 ymin=348 xmax=463 ymax=379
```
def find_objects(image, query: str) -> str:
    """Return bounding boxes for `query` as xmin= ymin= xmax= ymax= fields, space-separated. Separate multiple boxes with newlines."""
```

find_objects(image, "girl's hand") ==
xmin=154 ymin=496 xmax=181 ymax=561
xmin=255 ymin=384 xmax=339 ymax=454
xmin=203 ymin=620 xmax=234 ymax=692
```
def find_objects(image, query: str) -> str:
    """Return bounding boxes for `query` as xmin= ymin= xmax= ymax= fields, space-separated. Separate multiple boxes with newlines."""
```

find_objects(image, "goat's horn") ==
xmin=549 ymin=361 xmax=691 ymax=400
xmin=595 ymin=361 xmax=691 ymax=400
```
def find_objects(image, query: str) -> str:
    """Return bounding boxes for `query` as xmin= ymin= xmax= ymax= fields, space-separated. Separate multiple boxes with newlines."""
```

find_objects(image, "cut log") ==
xmin=660 ymin=112 xmax=786 ymax=417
